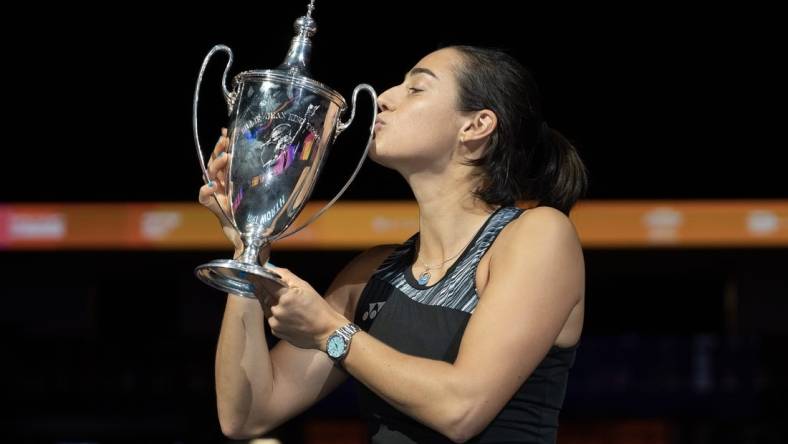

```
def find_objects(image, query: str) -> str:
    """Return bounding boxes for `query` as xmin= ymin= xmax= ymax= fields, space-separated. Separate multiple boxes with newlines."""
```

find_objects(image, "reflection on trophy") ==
xmin=192 ymin=0 xmax=377 ymax=297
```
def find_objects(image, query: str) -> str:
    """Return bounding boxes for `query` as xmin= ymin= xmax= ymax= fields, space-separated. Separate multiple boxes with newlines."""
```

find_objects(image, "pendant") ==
xmin=417 ymin=271 xmax=431 ymax=285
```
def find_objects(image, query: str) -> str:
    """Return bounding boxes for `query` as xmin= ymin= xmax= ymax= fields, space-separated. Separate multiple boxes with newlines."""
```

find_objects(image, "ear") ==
xmin=459 ymin=109 xmax=497 ymax=144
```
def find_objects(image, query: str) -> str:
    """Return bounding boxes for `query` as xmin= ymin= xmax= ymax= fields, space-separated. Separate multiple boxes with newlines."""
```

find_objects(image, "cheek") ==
xmin=396 ymin=109 xmax=454 ymax=150
xmin=370 ymin=103 xmax=458 ymax=165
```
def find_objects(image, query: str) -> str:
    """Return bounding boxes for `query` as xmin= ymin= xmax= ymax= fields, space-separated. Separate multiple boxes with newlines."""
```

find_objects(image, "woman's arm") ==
xmin=215 ymin=245 xmax=396 ymax=439
xmin=328 ymin=207 xmax=585 ymax=442
xmin=214 ymin=279 xmax=276 ymax=438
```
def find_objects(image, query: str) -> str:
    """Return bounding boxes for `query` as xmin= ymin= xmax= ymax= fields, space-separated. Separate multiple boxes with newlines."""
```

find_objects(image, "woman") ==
xmin=200 ymin=45 xmax=588 ymax=443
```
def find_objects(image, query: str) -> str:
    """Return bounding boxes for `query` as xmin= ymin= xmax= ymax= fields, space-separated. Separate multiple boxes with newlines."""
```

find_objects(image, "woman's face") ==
xmin=370 ymin=48 xmax=467 ymax=172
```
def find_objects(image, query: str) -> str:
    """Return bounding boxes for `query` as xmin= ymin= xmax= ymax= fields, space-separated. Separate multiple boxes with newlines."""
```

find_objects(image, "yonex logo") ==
xmin=362 ymin=302 xmax=386 ymax=321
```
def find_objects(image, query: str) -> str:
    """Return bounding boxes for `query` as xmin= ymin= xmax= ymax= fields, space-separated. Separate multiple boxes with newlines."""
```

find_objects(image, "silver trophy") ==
xmin=192 ymin=0 xmax=377 ymax=297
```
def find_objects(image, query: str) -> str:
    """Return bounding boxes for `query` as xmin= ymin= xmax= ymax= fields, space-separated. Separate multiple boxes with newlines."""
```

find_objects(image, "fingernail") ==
xmin=207 ymin=180 xmax=214 ymax=187
xmin=217 ymin=152 xmax=225 ymax=159
xmin=266 ymin=261 xmax=277 ymax=268
xmin=221 ymin=128 xmax=227 ymax=136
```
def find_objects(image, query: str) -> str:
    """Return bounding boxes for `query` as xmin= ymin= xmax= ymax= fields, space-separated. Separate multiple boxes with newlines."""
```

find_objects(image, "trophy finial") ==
xmin=279 ymin=1 xmax=319 ymax=75
xmin=306 ymin=0 xmax=315 ymax=19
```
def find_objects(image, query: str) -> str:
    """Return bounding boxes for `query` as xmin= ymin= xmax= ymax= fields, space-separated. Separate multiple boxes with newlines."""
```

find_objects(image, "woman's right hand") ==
xmin=198 ymin=128 xmax=243 ymax=252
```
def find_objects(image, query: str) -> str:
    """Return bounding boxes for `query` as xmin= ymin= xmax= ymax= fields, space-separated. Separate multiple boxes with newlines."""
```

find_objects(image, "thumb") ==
xmin=258 ymin=262 xmax=289 ymax=295
xmin=263 ymin=263 xmax=303 ymax=288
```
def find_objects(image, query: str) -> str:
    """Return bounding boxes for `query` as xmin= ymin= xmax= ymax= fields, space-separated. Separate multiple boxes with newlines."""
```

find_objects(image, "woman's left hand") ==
xmin=258 ymin=264 xmax=349 ymax=352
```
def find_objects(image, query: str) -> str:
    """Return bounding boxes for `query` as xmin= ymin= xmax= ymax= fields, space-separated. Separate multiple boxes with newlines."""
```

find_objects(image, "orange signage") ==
xmin=1 ymin=200 xmax=786 ymax=250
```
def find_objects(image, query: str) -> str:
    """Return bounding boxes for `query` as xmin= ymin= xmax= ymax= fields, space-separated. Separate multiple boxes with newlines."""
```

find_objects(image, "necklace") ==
xmin=415 ymin=234 xmax=476 ymax=286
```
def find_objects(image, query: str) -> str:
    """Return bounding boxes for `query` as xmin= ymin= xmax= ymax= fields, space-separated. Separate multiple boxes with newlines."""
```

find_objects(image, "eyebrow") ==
xmin=406 ymin=67 xmax=439 ymax=81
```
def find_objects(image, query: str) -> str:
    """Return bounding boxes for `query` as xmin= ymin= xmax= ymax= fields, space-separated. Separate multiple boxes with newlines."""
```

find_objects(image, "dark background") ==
xmin=5 ymin=3 xmax=786 ymax=202
xmin=2 ymin=2 xmax=786 ymax=443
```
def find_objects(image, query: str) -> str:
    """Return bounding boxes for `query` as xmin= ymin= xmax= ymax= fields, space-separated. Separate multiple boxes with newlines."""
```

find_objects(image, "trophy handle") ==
xmin=275 ymin=83 xmax=378 ymax=241
xmin=193 ymin=44 xmax=238 ymax=230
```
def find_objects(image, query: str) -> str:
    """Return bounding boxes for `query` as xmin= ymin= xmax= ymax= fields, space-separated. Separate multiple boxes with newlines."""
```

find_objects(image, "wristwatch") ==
xmin=326 ymin=323 xmax=360 ymax=364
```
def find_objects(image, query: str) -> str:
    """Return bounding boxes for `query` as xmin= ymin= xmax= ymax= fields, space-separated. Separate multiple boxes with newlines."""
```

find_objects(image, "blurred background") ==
xmin=2 ymin=2 xmax=786 ymax=443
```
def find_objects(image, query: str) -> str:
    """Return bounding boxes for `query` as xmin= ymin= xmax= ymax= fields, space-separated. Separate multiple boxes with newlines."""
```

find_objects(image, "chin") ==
xmin=368 ymin=141 xmax=393 ymax=168
xmin=368 ymin=139 xmax=426 ymax=172
xmin=369 ymin=139 xmax=387 ymax=166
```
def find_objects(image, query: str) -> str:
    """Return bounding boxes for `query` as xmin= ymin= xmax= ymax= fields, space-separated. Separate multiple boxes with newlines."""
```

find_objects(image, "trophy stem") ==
xmin=238 ymin=245 xmax=259 ymax=264
xmin=238 ymin=235 xmax=269 ymax=265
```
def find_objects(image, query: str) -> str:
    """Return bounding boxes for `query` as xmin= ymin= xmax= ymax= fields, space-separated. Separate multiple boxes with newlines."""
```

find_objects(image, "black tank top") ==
xmin=352 ymin=206 xmax=579 ymax=443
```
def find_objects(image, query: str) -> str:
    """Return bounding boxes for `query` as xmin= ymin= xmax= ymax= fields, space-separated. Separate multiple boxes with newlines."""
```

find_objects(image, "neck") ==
xmin=404 ymin=165 xmax=499 ymax=267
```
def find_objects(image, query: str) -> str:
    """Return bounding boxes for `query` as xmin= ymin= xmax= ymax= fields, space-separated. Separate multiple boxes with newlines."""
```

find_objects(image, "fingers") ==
xmin=262 ymin=265 xmax=305 ymax=296
xmin=258 ymin=290 xmax=274 ymax=319
xmin=206 ymin=129 xmax=231 ymax=188
xmin=211 ymin=128 xmax=229 ymax=159
xmin=264 ymin=264 xmax=298 ymax=286
xmin=198 ymin=182 xmax=218 ymax=207
xmin=258 ymin=285 xmax=287 ymax=324
xmin=258 ymin=277 xmax=286 ymax=303
xmin=198 ymin=181 xmax=229 ymax=214
xmin=208 ymin=151 xmax=230 ymax=187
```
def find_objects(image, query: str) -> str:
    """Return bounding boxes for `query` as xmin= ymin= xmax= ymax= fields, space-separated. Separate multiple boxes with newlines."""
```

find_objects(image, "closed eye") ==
xmin=407 ymin=87 xmax=423 ymax=94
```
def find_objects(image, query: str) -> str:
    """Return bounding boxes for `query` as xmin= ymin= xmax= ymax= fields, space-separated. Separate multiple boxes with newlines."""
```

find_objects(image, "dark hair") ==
xmin=448 ymin=45 xmax=588 ymax=216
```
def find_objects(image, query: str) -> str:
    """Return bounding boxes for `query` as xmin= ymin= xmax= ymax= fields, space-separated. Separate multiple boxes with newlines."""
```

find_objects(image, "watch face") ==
xmin=327 ymin=335 xmax=346 ymax=358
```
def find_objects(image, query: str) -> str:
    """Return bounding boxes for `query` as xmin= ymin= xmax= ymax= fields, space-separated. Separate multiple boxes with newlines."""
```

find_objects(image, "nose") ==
xmin=377 ymin=86 xmax=396 ymax=113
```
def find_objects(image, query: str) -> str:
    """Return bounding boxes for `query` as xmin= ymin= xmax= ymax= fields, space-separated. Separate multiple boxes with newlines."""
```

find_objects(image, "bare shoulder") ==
xmin=500 ymin=206 xmax=581 ymax=246
xmin=486 ymin=205 xmax=584 ymax=296
xmin=324 ymin=244 xmax=399 ymax=320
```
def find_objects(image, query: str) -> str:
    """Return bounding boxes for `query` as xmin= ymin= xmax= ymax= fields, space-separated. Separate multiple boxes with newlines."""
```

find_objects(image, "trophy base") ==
xmin=195 ymin=259 xmax=286 ymax=299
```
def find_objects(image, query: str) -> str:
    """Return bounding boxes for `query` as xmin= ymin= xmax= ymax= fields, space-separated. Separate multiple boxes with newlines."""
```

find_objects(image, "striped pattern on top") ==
xmin=372 ymin=206 xmax=524 ymax=314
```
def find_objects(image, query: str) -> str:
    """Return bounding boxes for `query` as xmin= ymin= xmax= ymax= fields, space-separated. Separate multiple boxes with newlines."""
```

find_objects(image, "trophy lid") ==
xmin=277 ymin=0 xmax=318 ymax=75
xmin=232 ymin=0 xmax=346 ymax=109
